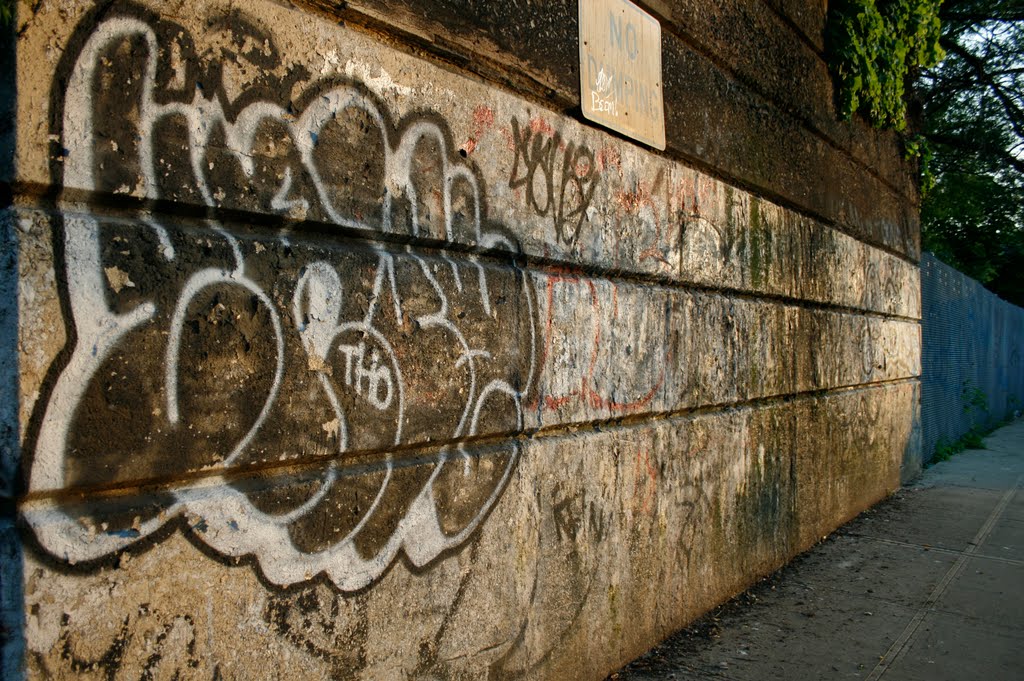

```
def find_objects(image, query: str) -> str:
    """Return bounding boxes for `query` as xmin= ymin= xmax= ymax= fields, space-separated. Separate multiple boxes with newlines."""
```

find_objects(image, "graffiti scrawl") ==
xmin=22 ymin=5 xmax=537 ymax=591
xmin=508 ymin=117 xmax=600 ymax=247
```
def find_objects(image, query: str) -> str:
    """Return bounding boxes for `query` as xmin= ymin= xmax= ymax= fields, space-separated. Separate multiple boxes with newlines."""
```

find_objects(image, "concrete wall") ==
xmin=920 ymin=253 xmax=1024 ymax=462
xmin=2 ymin=1 xmax=920 ymax=678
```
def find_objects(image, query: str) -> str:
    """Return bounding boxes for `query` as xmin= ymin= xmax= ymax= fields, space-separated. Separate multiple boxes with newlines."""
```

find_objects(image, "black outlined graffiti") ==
xmin=551 ymin=482 xmax=609 ymax=544
xmin=22 ymin=3 xmax=537 ymax=591
xmin=509 ymin=117 xmax=599 ymax=247
xmin=265 ymin=585 xmax=368 ymax=679
xmin=56 ymin=608 xmax=200 ymax=680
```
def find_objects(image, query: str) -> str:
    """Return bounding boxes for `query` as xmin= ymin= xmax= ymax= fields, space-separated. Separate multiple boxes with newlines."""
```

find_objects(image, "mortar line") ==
xmin=14 ymin=0 xmax=925 ymax=272
xmin=14 ymin=197 xmax=923 ymax=325
xmin=313 ymin=0 xmax=915 ymax=208
xmin=650 ymin=10 xmax=915 ymax=205
xmin=866 ymin=477 xmax=1022 ymax=681
xmin=18 ymin=54 xmax=925 ymax=277
xmin=757 ymin=0 xmax=824 ymax=58
xmin=16 ymin=378 xmax=919 ymax=507
xmin=455 ymin=0 xmax=908 ymax=224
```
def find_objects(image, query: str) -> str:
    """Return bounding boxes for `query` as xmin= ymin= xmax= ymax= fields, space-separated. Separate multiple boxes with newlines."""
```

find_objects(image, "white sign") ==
xmin=579 ymin=0 xmax=666 ymax=150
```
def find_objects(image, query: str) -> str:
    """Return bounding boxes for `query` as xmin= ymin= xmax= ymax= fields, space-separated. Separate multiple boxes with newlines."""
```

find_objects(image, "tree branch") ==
xmin=941 ymin=38 xmax=1024 ymax=141
xmin=927 ymin=131 xmax=1024 ymax=175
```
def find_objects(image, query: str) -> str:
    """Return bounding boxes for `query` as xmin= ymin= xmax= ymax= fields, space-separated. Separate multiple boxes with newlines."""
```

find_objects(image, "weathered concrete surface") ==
xmin=297 ymin=0 xmax=920 ymax=259
xmin=614 ymin=418 xmax=1024 ymax=681
xmin=653 ymin=0 xmax=914 ymax=198
xmin=11 ymin=0 xmax=920 ymax=316
xmin=23 ymin=383 xmax=915 ymax=679
xmin=4 ymin=0 xmax=921 ymax=679
xmin=762 ymin=0 xmax=828 ymax=51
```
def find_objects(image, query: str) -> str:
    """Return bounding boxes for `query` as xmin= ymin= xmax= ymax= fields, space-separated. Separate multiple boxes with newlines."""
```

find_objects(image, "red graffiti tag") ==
xmin=534 ymin=274 xmax=668 ymax=414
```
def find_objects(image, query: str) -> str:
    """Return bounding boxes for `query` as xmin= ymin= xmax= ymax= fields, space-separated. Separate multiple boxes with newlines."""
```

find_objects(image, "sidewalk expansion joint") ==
xmin=846 ymin=534 xmax=1024 ymax=568
xmin=865 ymin=477 xmax=1022 ymax=680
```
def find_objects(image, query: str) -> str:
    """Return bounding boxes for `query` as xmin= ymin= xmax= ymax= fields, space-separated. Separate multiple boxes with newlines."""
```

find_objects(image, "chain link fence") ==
xmin=920 ymin=253 xmax=1024 ymax=462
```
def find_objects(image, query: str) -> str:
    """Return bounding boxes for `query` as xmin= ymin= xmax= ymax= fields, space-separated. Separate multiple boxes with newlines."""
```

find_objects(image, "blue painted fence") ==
xmin=920 ymin=253 xmax=1024 ymax=461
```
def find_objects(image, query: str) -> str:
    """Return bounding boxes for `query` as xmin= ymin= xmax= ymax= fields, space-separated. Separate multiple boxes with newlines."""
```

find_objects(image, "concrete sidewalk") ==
xmin=612 ymin=419 xmax=1024 ymax=680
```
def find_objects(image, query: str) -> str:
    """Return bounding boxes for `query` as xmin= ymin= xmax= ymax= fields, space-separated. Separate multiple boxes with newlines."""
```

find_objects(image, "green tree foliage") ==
xmin=828 ymin=0 xmax=945 ymax=129
xmin=830 ymin=1 xmax=1024 ymax=305
xmin=917 ymin=1 xmax=1024 ymax=302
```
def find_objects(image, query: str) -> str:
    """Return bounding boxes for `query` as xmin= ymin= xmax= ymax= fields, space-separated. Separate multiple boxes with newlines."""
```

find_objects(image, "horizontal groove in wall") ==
xmin=18 ymin=377 xmax=920 ymax=506
xmin=758 ymin=0 xmax=825 ymax=57
xmin=14 ymin=191 xmax=922 ymax=324
xmin=338 ymin=0 xmax=903 ymax=200
xmin=297 ymin=1 xmax=919 ymax=262
xmin=646 ymin=9 xmax=913 ymax=203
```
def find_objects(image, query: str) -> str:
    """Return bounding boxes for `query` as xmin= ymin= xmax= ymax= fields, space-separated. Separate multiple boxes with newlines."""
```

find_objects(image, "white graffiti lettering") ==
xmin=23 ymin=11 xmax=537 ymax=591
